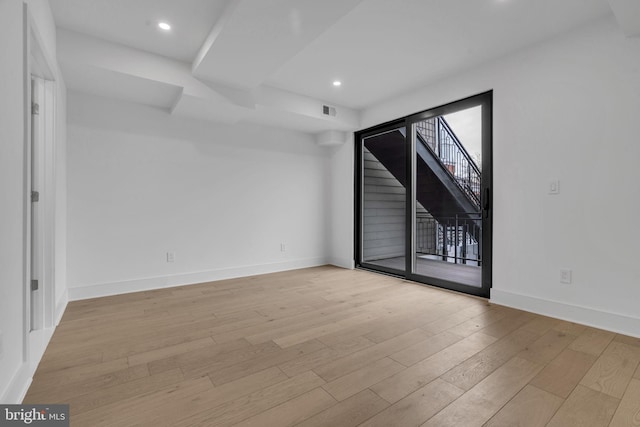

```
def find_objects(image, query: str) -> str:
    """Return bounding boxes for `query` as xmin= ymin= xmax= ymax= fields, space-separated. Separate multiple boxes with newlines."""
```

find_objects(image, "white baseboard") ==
xmin=0 ymin=326 xmax=56 ymax=404
xmin=1 ymin=287 xmax=68 ymax=404
xmin=68 ymin=257 xmax=328 ymax=301
xmin=55 ymin=289 xmax=68 ymax=325
xmin=1 ymin=363 xmax=31 ymax=404
xmin=491 ymin=289 xmax=640 ymax=339
xmin=329 ymin=257 xmax=355 ymax=270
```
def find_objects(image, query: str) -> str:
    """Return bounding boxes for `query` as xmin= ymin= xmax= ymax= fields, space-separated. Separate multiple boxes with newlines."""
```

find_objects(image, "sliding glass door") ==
xmin=356 ymin=92 xmax=492 ymax=297
xmin=360 ymin=123 xmax=407 ymax=275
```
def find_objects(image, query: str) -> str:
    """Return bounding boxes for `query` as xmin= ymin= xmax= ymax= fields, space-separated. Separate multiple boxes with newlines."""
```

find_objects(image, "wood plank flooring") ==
xmin=24 ymin=266 xmax=640 ymax=426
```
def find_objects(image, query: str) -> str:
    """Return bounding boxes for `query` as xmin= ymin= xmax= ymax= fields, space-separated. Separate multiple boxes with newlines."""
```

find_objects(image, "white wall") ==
xmin=328 ymin=134 xmax=355 ymax=269
xmin=28 ymin=0 xmax=69 ymax=324
xmin=30 ymin=0 xmax=68 ymax=342
xmin=26 ymin=0 xmax=56 ymax=61
xmin=66 ymin=92 xmax=330 ymax=299
xmin=0 ymin=0 xmax=28 ymax=404
xmin=0 ymin=0 xmax=67 ymax=403
xmin=336 ymin=16 xmax=640 ymax=336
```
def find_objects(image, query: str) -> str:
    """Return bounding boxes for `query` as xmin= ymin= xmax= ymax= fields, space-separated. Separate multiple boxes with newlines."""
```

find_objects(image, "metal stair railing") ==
xmin=416 ymin=212 xmax=481 ymax=266
xmin=415 ymin=117 xmax=481 ymax=209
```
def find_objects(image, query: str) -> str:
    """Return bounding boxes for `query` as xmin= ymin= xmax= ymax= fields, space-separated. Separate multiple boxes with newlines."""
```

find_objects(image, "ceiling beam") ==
xmin=191 ymin=0 xmax=364 ymax=89
xmin=58 ymin=29 xmax=360 ymax=132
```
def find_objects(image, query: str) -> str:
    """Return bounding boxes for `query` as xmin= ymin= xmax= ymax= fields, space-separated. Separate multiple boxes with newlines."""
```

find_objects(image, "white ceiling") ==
xmin=50 ymin=0 xmax=631 ymax=134
xmin=51 ymin=0 xmax=232 ymax=62
xmin=268 ymin=0 xmax=613 ymax=109
xmin=607 ymin=0 xmax=640 ymax=36
xmin=191 ymin=0 xmax=364 ymax=89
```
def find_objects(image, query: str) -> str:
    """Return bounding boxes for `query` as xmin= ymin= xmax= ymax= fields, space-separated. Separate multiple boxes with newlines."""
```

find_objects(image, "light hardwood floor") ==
xmin=24 ymin=266 xmax=640 ymax=426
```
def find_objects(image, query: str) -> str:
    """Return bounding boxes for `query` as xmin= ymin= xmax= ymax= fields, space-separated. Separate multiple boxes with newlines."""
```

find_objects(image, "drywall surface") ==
xmin=328 ymin=134 xmax=355 ymax=269
xmin=66 ymin=92 xmax=330 ymax=298
xmin=353 ymin=16 xmax=640 ymax=336
xmin=0 ymin=0 xmax=66 ymax=403
xmin=0 ymin=0 xmax=28 ymax=403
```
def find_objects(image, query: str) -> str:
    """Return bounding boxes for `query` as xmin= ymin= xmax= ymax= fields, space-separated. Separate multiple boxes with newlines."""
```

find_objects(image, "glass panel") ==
xmin=361 ymin=127 xmax=406 ymax=272
xmin=412 ymin=106 xmax=482 ymax=287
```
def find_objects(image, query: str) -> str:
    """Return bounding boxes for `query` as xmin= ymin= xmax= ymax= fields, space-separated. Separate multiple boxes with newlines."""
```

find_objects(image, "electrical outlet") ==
xmin=560 ymin=269 xmax=572 ymax=284
xmin=166 ymin=252 xmax=175 ymax=263
xmin=280 ymin=243 xmax=286 ymax=252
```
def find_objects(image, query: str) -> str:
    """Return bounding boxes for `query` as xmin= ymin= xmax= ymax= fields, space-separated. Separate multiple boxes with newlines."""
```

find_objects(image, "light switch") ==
xmin=549 ymin=180 xmax=560 ymax=195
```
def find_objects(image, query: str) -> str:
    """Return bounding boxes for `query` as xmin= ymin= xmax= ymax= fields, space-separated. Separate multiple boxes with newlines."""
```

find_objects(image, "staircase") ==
xmin=363 ymin=117 xmax=482 ymax=264
xmin=416 ymin=118 xmax=481 ymax=208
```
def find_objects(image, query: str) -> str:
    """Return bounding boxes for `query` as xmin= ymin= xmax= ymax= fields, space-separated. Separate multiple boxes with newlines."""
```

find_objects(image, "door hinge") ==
xmin=32 ymin=102 xmax=39 ymax=115
xmin=31 ymin=190 xmax=39 ymax=203
xmin=31 ymin=279 xmax=39 ymax=291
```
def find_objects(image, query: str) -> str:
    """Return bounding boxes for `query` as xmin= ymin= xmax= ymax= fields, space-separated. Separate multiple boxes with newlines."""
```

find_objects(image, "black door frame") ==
xmin=354 ymin=91 xmax=493 ymax=298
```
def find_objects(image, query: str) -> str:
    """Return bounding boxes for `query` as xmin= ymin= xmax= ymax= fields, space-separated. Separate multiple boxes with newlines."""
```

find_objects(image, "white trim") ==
xmin=68 ymin=257 xmax=328 ymax=301
xmin=42 ymin=78 xmax=57 ymax=330
xmin=54 ymin=289 xmax=68 ymax=326
xmin=0 ymin=325 xmax=55 ymax=404
xmin=1 ymin=362 xmax=30 ymax=404
xmin=490 ymin=289 xmax=640 ymax=339
xmin=329 ymin=257 xmax=355 ymax=270
xmin=27 ymin=10 xmax=55 ymax=81
xmin=22 ymin=0 xmax=32 ymax=366
xmin=1 ymin=4 xmax=63 ymax=406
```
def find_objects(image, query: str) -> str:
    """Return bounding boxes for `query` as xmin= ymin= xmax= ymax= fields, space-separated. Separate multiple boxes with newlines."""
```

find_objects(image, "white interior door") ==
xmin=23 ymin=1 xmax=58 ymax=368
xmin=30 ymin=77 xmax=44 ymax=332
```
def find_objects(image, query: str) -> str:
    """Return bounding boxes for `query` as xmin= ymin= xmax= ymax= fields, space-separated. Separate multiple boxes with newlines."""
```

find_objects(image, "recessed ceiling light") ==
xmin=158 ymin=22 xmax=171 ymax=31
xmin=333 ymin=80 xmax=342 ymax=87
